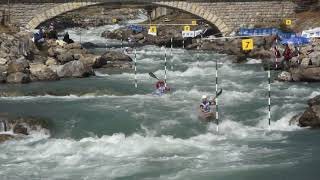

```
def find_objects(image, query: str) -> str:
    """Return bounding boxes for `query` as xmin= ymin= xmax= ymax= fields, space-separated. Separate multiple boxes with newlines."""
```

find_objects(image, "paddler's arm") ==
xmin=199 ymin=105 xmax=206 ymax=112
xmin=210 ymin=99 xmax=216 ymax=105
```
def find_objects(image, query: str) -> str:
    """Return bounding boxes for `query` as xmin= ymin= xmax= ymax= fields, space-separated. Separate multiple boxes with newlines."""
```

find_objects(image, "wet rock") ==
xmin=13 ymin=124 xmax=28 ymax=135
xmin=102 ymin=62 xmax=132 ymax=69
xmin=57 ymin=60 xmax=94 ymax=78
xmin=99 ymin=51 xmax=133 ymax=62
xmin=290 ymin=67 xmax=320 ymax=82
xmin=0 ymin=113 xmax=51 ymax=143
xmin=291 ymin=95 xmax=320 ymax=128
xmin=6 ymin=72 xmax=30 ymax=83
xmin=79 ymin=54 xmax=102 ymax=68
xmin=277 ymin=71 xmax=292 ymax=81
xmin=0 ymin=134 xmax=14 ymax=143
xmin=29 ymin=63 xmax=59 ymax=81
xmin=289 ymin=114 xmax=300 ymax=126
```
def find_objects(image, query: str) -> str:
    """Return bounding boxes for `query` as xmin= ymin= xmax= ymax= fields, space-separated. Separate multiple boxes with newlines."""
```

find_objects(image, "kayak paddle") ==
xmin=149 ymin=72 xmax=159 ymax=80
xmin=214 ymin=89 xmax=223 ymax=99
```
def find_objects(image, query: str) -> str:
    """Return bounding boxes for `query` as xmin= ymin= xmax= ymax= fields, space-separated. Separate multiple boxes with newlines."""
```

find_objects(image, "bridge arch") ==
xmin=25 ymin=1 xmax=231 ymax=36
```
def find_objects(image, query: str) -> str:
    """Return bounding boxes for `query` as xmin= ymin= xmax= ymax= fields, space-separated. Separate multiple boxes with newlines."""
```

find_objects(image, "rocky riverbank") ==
xmin=290 ymin=95 xmax=320 ymax=128
xmin=277 ymin=38 xmax=320 ymax=82
xmin=0 ymin=32 xmax=133 ymax=84
xmin=0 ymin=113 xmax=50 ymax=143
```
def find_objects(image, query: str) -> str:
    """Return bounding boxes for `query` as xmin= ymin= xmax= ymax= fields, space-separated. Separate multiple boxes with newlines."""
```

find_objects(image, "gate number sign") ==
xmin=149 ymin=26 xmax=157 ymax=33
xmin=242 ymin=39 xmax=253 ymax=50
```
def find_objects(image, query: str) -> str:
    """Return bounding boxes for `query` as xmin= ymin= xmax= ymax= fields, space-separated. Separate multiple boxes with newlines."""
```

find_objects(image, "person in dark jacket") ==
xmin=282 ymin=44 xmax=292 ymax=70
xmin=63 ymin=32 xmax=74 ymax=44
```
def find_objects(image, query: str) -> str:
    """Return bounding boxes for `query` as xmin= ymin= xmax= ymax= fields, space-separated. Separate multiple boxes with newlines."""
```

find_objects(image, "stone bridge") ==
xmin=0 ymin=0 xmax=296 ymax=36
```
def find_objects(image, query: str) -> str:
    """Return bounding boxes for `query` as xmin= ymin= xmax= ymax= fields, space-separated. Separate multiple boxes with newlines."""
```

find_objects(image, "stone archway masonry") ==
xmin=0 ymin=0 xmax=295 ymax=36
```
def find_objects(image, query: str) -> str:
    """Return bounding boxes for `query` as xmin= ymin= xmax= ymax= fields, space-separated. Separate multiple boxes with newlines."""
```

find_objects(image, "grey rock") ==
xmin=6 ymin=72 xmax=30 ymax=83
xmin=57 ymin=60 xmax=94 ymax=78
xmin=57 ymin=52 xmax=74 ymax=63
xmin=29 ymin=63 xmax=59 ymax=81
xmin=99 ymin=51 xmax=133 ymax=62
xmin=290 ymin=67 xmax=320 ymax=82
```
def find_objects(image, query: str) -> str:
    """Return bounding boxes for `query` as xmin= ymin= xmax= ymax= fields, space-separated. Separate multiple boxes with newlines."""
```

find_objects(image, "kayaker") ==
xmin=155 ymin=80 xmax=170 ymax=94
xmin=200 ymin=95 xmax=216 ymax=113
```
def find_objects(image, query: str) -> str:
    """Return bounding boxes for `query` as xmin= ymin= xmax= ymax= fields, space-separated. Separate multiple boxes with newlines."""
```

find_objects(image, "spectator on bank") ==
xmin=282 ymin=44 xmax=293 ymax=70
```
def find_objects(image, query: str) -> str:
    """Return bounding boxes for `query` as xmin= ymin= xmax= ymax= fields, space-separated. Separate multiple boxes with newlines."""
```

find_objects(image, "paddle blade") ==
xmin=215 ymin=89 xmax=223 ymax=98
xmin=149 ymin=72 xmax=159 ymax=80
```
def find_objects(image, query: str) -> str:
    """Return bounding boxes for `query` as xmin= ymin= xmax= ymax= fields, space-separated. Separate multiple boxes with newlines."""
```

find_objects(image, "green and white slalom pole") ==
xmin=197 ymin=41 xmax=200 ymax=67
xmin=134 ymin=46 xmax=137 ymax=88
xmin=215 ymin=58 xmax=219 ymax=132
xmin=121 ymin=33 xmax=123 ymax=50
xmin=182 ymin=38 xmax=185 ymax=49
xmin=170 ymin=38 xmax=173 ymax=70
xmin=164 ymin=47 xmax=167 ymax=87
xmin=268 ymin=66 xmax=271 ymax=130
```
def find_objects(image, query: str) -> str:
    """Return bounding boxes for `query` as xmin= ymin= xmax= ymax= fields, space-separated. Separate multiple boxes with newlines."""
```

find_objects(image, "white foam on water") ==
xmin=246 ymin=58 xmax=262 ymax=64
xmin=94 ymin=70 xmax=110 ymax=77
xmin=207 ymin=119 xmax=286 ymax=141
xmin=309 ymin=91 xmax=320 ymax=98
xmin=0 ymin=130 xmax=283 ymax=180
xmin=256 ymin=112 xmax=302 ymax=131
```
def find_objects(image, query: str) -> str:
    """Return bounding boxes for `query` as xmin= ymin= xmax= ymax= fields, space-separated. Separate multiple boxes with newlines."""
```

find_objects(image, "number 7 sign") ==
xmin=242 ymin=39 xmax=253 ymax=50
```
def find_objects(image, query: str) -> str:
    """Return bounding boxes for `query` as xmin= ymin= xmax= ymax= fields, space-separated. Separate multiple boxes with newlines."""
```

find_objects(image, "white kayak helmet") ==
xmin=201 ymin=95 xmax=207 ymax=100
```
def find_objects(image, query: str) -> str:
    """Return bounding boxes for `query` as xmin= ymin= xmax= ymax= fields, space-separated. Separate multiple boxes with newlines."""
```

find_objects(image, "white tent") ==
xmin=302 ymin=27 xmax=320 ymax=38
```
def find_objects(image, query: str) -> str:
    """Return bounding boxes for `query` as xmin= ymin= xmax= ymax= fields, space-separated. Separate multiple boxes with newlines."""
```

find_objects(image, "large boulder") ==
xmin=290 ymin=67 xmax=320 ymax=82
xmin=29 ymin=63 xmax=59 ymax=81
xmin=0 ymin=113 xmax=51 ymax=143
xmin=99 ymin=51 xmax=133 ymax=62
xmin=7 ymin=57 xmax=30 ymax=74
xmin=298 ymin=95 xmax=320 ymax=128
xmin=56 ymin=60 xmax=94 ymax=78
xmin=45 ymin=57 xmax=58 ymax=66
xmin=277 ymin=71 xmax=292 ymax=81
xmin=56 ymin=52 xmax=74 ymax=63
xmin=6 ymin=72 xmax=30 ymax=83
xmin=79 ymin=54 xmax=102 ymax=68
xmin=0 ymin=134 xmax=14 ymax=143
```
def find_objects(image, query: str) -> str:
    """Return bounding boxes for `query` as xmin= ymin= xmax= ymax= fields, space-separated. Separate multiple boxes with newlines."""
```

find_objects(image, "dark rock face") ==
xmin=57 ymin=60 xmax=94 ymax=78
xmin=294 ymin=95 xmax=320 ymax=128
xmin=0 ymin=134 xmax=14 ymax=143
xmin=13 ymin=124 xmax=28 ymax=135
xmin=0 ymin=113 xmax=51 ymax=143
